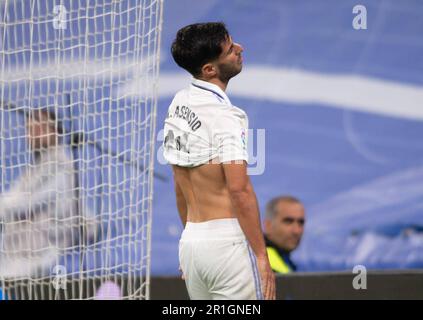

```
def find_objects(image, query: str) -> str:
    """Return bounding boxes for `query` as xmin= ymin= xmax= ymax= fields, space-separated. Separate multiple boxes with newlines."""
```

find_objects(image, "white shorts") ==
xmin=179 ymin=218 xmax=263 ymax=300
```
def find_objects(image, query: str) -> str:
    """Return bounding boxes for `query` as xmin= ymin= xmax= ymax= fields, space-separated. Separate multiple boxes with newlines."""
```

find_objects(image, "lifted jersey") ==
xmin=163 ymin=78 xmax=249 ymax=167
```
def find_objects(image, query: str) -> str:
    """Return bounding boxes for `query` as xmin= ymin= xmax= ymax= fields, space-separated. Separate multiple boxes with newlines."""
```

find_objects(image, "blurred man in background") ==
xmin=0 ymin=108 xmax=97 ymax=278
xmin=264 ymin=196 xmax=305 ymax=274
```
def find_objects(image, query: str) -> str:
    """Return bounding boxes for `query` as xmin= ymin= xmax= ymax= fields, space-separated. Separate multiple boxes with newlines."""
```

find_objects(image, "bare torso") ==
xmin=173 ymin=159 xmax=236 ymax=222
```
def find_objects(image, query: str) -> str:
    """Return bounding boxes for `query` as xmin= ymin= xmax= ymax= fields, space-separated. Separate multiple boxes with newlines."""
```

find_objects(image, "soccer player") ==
xmin=163 ymin=22 xmax=275 ymax=300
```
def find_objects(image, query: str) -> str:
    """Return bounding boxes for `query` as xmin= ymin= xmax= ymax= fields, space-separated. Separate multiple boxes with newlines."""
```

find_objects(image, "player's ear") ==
xmin=201 ymin=63 xmax=216 ymax=79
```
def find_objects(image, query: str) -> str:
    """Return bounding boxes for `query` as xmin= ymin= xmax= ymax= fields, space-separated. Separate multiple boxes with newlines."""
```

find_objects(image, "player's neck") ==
xmin=199 ymin=77 xmax=228 ymax=92
xmin=210 ymin=78 xmax=229 ymax=92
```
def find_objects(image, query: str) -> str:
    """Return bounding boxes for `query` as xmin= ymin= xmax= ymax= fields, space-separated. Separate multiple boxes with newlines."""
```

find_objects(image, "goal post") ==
xmin=0 ymin=0 xmax=163 ymax=299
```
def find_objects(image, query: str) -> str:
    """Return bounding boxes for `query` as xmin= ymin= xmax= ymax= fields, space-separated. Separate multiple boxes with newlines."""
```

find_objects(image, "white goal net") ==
xmin=0 ymin=0 xmax=163 ymax=299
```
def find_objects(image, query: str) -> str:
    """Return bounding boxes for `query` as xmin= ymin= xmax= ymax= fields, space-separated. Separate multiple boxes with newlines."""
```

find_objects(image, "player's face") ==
xmin=215 ymin=36 xmax=244 ymax=82
xmin=27 ymin=115 xmax=57 ymax=150
xmin=268 ymin=202 xmax=305 ymax=252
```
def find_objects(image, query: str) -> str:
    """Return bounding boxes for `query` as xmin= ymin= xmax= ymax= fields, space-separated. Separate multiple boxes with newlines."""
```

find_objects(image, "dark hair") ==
xmin=265 ymin=196 xmax=302 ymax=220
xmin=171 ymin=22 xmax=229 ymax=77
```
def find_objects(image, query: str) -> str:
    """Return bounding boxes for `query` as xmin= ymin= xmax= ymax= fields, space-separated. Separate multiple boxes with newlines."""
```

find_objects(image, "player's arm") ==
xmin=222 ymin=161 xmax=266 ymax=257
xmin=222 ymin=161 xmax=275 ymax=300
xmin=172 ymin=167 xmax=188 ymax=227
xmin=213 ymin=111 xmax=267 ymax=258
xmin=0 ymin=166 xmax=52 ymax=220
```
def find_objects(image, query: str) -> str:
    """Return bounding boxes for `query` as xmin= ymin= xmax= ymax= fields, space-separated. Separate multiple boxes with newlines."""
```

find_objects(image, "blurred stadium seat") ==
xmin=152 ymin=0 xmax=423 ymax=274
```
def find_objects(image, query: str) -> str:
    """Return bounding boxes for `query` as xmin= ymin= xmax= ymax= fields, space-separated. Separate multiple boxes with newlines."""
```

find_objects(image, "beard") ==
xmin=217 ymin=60 xmax=242 ymax=83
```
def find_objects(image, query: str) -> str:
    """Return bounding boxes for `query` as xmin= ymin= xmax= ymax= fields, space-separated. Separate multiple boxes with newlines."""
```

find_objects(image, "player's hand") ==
xmin=179 ymin=265 xmax=185 ymax=280
xmin=256 ymin=256 xmax=276 ymax=300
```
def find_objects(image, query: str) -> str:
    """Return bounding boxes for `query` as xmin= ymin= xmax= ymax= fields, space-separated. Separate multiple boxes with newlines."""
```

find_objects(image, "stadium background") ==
xmin=151 ymin=0 xmax=423 ymax=275
xmin=0 ymin=0 xmax=422 ymax=281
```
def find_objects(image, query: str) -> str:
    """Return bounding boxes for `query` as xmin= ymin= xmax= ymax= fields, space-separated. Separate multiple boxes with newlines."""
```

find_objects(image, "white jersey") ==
xmin=163 ymin=78 xmax=249 ymax=167
xmin=0 ymin=144 xmax=97 ymax=277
